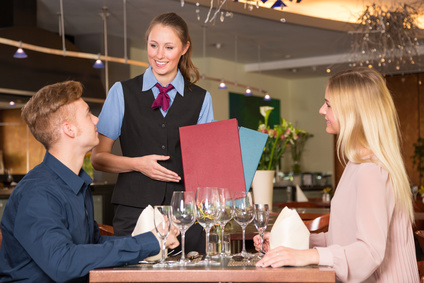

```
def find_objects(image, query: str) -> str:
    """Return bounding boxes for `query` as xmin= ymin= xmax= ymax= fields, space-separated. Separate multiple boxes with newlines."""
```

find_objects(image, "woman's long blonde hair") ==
xmin=327 ymin=67 xmax=413 ymax=222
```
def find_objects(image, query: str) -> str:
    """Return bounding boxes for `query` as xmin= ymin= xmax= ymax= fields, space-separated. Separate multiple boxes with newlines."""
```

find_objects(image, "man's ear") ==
xmin=62 ymin=122 xmax=76 ymax=138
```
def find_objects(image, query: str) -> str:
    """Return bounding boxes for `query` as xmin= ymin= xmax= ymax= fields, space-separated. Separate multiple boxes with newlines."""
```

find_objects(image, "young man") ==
xmin=0 ymin=81 xmax=179 ymax=282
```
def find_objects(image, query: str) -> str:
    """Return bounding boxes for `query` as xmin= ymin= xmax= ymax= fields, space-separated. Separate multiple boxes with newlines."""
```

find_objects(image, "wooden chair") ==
xmin=277 ymin=201 xmax=330 ymax=209
xmin=98 ymin=224 xmax=114 ymax=236
xmin=415 ymin=230 xmax=424 ymax=280
xmin=303 ymin=213 xmax=330 ymax=233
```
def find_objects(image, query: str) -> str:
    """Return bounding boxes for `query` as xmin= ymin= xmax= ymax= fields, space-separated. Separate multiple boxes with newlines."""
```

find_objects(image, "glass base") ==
xmin=195 ymin=259 xmax=221 ymax=266
xmin=152 ymin=261 xmax=175 ymax=268
xmin=233 ymin=251 xmax=256 ymax=260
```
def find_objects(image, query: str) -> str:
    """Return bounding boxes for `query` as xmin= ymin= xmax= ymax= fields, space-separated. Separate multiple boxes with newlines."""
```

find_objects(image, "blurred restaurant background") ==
xmin=0 ymin=0 xmax=423 ymax=225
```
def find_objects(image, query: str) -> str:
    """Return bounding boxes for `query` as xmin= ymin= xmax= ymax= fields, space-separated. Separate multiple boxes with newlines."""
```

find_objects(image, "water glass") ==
xmin=153 ymin=205 xmax=172 ymax=267
xmin=216 ymin=188 xmax=234 ymax=257
xmin=233 ymin=191 xmax=255 ymax=258
xmin=195 ymin=187 xmax=221 ymax=265
xmin=254 ymin=203 xmax=269 ymax=256
xmin=170 ymin=191 xmax=196 ymax=265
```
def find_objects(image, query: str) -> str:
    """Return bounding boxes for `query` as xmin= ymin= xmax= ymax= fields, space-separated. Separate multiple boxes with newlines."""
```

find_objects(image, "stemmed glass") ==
xmin=233 ymin=191 xmax=255 ymax=258
xmin=216 ymin=188 xmax=234 ymax=258
xmin=153 ymin=205 xmax=172 ymax=267
xmin=254 ymin=203 xmax=269 ymax=257
xmin=170 ymin=191 xmax=196 ymax=266
xmin=195 ymin=187 xmax=221 ymax=265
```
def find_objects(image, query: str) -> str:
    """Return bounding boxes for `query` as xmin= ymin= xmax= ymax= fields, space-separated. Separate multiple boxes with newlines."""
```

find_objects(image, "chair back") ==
xmin=98 ymin=224 xmax=114 ymax=236
xmin=303 ymin=213 xmax=330 ymax=233
xmin=278 ymin=201 xmax=329 ymax=209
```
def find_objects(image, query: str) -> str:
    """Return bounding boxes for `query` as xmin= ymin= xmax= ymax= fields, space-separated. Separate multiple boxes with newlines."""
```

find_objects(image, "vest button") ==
xmin=162 ymin=123 xmax=166 ymax=128
xmin=161 ymin=145 xmax=166 ymax=150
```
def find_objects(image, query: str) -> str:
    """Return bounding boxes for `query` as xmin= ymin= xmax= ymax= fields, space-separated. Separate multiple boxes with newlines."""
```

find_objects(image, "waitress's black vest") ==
xmin=111 ymin=74 xmax=206 ymax=208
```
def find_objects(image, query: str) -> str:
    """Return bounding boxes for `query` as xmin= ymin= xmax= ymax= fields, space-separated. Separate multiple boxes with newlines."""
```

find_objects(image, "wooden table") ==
xmin=89 ymin=258 xmax=335 ymax=283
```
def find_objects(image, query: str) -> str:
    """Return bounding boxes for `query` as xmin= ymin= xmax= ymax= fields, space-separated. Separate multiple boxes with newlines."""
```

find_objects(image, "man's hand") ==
xmin=151 ymin=223 xmax=180 ymax=249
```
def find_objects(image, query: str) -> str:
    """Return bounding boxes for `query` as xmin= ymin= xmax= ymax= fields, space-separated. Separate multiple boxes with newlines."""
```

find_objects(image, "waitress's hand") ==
xmin=253 ymin=232 xmax=270 ymax=252
xmin=137 ymin=155 xmax=181 ymax=182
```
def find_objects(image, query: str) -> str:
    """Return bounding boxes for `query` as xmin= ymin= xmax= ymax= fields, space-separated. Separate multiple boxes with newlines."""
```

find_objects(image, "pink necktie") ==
xmin=151 ymin=83 xmax=174 ymax=111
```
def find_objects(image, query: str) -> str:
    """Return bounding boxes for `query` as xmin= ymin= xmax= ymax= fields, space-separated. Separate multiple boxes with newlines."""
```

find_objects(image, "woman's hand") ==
xmin=135 ymin=155 xmax=181 ymax=182
xmin=253 ymin=232 xmax=270 ymax=252
xmin=91 ymin=135 xmax=181 ymax=182
xmin=255 ymin=246 xmax=319 ymax=268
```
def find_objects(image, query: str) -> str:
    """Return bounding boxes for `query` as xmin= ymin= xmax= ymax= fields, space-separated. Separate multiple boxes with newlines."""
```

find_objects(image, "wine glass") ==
xmin=233 ymin=191 xmax=255 ymax=258
xmin=216 ymin=188 xmax=234 ymax=257
xmin=195 ymin=187 xmax=221 ymax=265
xmin=153 ymin=205 xmax=172 ymax=267
xmin=254 ymin=203 xmax=269 ymax=257
xmin=170 ymin=191 xmax=196 ymax=266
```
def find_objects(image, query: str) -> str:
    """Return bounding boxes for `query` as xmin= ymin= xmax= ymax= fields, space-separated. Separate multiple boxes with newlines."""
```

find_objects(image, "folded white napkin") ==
xmin=132 ymin=205 xmax=164 ymax=261
xmin=270 ymin=206 xmax=310 ymax=250
xmin=296 ymin=185 xmax=309 ymax=202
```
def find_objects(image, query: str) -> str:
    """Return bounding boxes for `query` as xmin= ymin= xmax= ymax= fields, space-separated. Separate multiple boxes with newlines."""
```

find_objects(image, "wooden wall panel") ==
xmin=388 ymin=74 xmax=420 ymax=186
xmin=0 ymin=109 xmax=45 ymax=174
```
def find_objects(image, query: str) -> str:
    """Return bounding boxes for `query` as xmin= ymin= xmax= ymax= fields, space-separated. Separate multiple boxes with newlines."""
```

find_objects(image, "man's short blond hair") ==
xmin=21 ymin=81 xmax=83 ymax=149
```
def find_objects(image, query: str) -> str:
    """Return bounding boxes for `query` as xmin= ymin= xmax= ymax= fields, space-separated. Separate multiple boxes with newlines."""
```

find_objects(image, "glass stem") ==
xmin=242 ymin=226 xmax=246 ymax=254
xmin=180 ymin=230 xmax=186 ymax=261
xmin=220 ymin=224 xmax=225 ymax=255
xmin=260 ymin=231 xmax=264 ymax=252
xmin=161 ymin=238 xmax=167 ymax=263
xmin=205 ymin=227 xmax=211 ymax=261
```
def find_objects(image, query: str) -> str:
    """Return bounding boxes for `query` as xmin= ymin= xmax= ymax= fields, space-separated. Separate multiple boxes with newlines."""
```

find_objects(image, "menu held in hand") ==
xmin=179 ymin=118 xmax=248 ymax=195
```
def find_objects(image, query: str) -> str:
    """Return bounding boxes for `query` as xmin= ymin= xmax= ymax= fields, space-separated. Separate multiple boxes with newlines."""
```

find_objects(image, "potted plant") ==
xmin=257 ymin=106 xmax=296 ymax=171
xmin=291 ymin=131 xmax=314 ymax=174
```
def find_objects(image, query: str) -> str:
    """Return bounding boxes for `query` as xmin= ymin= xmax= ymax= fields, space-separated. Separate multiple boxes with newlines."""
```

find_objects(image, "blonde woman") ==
xmin=254 ymin=68 xmax=419 ymax=282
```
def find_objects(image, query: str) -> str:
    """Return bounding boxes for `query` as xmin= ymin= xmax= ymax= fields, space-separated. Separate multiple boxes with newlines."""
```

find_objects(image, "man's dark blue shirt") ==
xmin=0 ymin=152 xmax=159 ymax=282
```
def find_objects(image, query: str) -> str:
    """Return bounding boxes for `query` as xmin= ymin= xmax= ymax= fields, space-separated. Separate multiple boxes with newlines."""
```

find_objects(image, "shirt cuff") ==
xmin=134 ymin=232 xmax=160 ymax=258
xmin=315 ymin=247 xmax=334 ymax=267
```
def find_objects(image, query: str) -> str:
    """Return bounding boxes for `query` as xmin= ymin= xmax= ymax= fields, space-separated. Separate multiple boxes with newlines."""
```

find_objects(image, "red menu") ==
xmin=179 ymin=119 xmax=246 ymax=195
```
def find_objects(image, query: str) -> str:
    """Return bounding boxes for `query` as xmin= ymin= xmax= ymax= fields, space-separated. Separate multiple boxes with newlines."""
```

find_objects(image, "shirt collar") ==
xmin=43 ymin=151 xmax=92 ymax=195
xmin=142 ymin=66 xmax=185 ymax=96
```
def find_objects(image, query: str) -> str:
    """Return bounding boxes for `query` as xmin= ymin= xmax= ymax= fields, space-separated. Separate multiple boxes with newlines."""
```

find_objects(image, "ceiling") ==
xmin=26 ymin=0 xmax=424 ymax=80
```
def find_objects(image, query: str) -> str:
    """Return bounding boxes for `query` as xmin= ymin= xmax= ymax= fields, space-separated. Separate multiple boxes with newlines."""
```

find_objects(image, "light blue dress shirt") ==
xmin=97 ymin=67 xmax=214 ymax=140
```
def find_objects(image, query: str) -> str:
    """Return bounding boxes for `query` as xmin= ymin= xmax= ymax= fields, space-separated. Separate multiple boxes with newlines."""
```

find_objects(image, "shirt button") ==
xmin=161 ymin=145 xmax=166 ymax=150
xmin=162 ymin=123 xmax=166 ymax=128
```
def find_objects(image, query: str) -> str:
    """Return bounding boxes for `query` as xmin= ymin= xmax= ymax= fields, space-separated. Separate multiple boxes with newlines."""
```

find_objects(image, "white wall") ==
xmin=287 ymin=77 xmax=334 ymax=174
xmin=129 ymin=47 xmax=334 ymax=175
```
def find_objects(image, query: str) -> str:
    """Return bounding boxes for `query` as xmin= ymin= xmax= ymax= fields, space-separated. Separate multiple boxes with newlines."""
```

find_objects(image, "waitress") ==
xmin=91 ymin=12 xmax=214 ymax=253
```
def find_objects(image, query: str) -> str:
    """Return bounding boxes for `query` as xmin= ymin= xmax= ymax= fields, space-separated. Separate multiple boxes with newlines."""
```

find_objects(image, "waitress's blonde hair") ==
xmin=327 ymin=67 xmax=413 ymax=222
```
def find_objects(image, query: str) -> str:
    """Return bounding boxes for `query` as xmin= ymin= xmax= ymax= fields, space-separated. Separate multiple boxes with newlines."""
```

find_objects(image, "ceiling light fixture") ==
xmin=218 ymin=80 xmax=227 ymax=89
xmin=100 ymin=7 xmax=110 ymax=95
xmin=245 ymin=86 xmax=252 ymax=96
xmin=349 ymin=2 xmax=424 ymax=74
xmin=13 ymin=41 xmax=27 ymax=59
xmin=93 ymin=53 xmax=105 ymax=69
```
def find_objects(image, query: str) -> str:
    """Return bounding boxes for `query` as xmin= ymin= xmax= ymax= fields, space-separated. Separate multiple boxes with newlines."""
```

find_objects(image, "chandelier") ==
xmin=181 ymin=0 xmax=302 ymax=23
xmin=349 ymin=2 xmax=424 ymax=74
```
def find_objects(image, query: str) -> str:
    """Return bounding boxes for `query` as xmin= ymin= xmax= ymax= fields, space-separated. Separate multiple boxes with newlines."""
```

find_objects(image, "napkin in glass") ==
xmin=132 ymin=205 xmax=164 ymax=261
xmin=296 ymin=185 xmax=309 ymax=202
xmin=270 ymin=206 xmax=310 ymax=250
